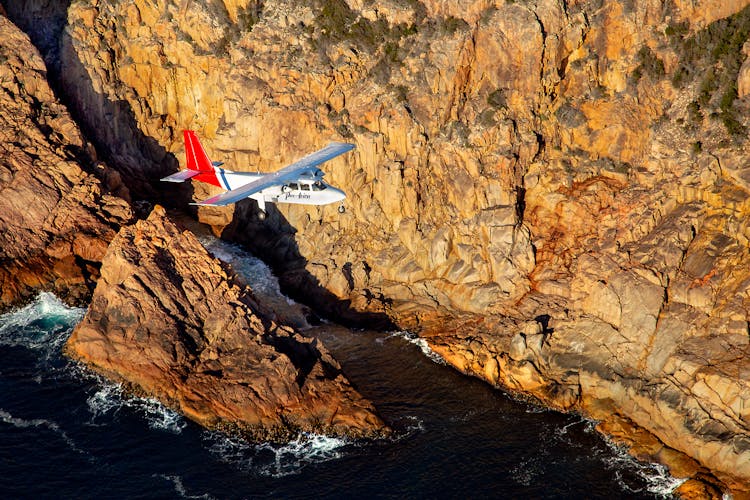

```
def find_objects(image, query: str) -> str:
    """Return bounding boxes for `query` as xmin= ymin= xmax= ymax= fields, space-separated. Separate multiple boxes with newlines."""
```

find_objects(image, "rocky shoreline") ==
xmin=3 ymin=0 xmax=750 ymax=496
xmin=66 ymin=205 xmax=388 ymax=441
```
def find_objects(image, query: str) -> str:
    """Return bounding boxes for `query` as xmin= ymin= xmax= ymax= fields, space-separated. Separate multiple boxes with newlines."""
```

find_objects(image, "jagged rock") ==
xmin=0 ymin=14 xmax=131 ymax=310
xmin=65 ymin=206 xmax=388 ymax=440
xmin=507 ymin=333 xmax=526 ymax=362
xmin=7 ymin=0 xmax=750 ymax=494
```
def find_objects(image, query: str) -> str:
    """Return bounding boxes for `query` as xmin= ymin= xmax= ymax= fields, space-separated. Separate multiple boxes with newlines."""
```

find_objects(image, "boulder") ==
xmin=66 ymin=206 xmax=388 ymax=441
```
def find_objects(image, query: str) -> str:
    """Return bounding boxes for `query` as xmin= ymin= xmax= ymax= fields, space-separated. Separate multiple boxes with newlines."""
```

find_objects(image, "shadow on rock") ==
xmin=3 ymin=0 xmax=393 ymax=331
xmin=2 ymin=1 xmax=188 ymax=204
xmin=221 ymin=200 xmax=397 ymax=331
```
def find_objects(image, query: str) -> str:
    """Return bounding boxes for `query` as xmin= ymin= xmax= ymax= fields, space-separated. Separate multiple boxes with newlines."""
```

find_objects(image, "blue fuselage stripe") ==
xmin=218 ymin=169 xmax=231 ymax=190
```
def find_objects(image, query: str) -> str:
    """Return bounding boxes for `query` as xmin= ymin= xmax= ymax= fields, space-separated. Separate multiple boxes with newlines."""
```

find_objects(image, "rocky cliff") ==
xmin=66 ymin=205 xmax=388 ymax=440
xmin=5 ymin=0 xmax=750 ymax=494
xmin=0 ymin=13 xmax=131 ymax=310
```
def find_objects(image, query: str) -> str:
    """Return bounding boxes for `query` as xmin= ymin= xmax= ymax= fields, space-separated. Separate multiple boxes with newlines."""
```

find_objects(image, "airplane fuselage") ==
xmin=212 ymin=169 xmax=346 ymax=206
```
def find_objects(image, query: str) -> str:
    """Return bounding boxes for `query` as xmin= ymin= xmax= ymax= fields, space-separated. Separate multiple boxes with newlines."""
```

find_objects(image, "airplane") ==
xmin=161 ymin=130 xmax=353 ymax=220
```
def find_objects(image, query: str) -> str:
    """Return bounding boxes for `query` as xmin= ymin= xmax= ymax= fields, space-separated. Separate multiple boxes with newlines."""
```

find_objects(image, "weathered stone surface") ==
xmin=0 ymin=14 xmax=131 ymax=310
xmin=66 ymin=206 xmax=388 ymax=440
xmin=6 ymin=0 xmax=750 ymax=494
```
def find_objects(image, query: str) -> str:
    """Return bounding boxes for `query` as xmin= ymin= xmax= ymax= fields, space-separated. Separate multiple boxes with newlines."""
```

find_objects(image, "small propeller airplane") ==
xmin=161 ymin=130 xmax=353 ymax=220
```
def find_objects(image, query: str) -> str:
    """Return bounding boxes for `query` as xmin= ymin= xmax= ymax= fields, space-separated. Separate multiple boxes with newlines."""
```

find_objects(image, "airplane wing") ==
xmin=194 ymin=142 xmax=355 ymax=206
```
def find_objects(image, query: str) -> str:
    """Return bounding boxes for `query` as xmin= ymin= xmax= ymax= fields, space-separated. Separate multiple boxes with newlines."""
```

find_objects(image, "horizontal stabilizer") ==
xmin=160 ymin=170 xmax=200 ymax=183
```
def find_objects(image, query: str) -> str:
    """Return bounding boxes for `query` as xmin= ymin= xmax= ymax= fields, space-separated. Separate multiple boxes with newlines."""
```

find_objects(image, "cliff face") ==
xmin=54 ymin=0 xmax=750 ymax=330
xmin=6 ymin=0 xmax=750 ymax=493
xmin=66 ymin=205 xmax=388 ymax=440
xmin=0 ymin=13 xmax=131 ymax=310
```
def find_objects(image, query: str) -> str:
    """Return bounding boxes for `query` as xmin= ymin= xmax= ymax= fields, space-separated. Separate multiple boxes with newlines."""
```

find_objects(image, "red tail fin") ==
xmin=184 ymin=130 xmax=221 ymax=187
xmin=184 ymin=130 xmax=213 ymax=171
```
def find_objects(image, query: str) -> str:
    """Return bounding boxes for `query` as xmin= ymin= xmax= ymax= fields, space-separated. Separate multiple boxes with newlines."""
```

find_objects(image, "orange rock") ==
xmin=66 ymin=206 xmax=388 ymax=440
xmin=7 ymin=0 xmax=750 ymax=492
xmin=0 ymin=15 xmax=132 ymax=311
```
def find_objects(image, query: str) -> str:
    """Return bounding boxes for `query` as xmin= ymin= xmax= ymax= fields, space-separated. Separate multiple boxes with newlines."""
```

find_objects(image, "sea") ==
xmin=0 ymin=232 xmax=687 ymax=499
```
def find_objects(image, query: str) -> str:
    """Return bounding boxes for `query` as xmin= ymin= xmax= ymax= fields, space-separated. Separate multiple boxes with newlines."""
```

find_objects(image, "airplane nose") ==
xmin=333 ymin=187 xmax=346 ymax=201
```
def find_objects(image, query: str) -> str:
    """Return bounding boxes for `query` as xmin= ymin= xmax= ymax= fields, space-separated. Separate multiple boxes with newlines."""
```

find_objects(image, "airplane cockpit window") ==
xmin=288 ymin=183 xmax=299 ymax=190
xmin=312 ymin=181 xmax=327 ymax=191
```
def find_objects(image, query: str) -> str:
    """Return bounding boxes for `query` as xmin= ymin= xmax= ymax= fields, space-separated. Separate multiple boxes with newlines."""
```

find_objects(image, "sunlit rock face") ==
xmin=56 ymin=0 xmax=540 ymax=326
xmin=6 ymin=0 xmax=750 ymax=493
xmin=66 ymin=205 xmax=389 ymax=440
xmin=0 ymin=13 xmax=131 ymax=310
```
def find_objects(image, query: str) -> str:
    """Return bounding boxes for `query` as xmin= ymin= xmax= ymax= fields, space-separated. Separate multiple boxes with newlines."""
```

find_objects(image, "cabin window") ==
xmin=288 ymin=183 xmax=299 ymax=190
xmin=300 ymin=184 xmax=310 ymax=191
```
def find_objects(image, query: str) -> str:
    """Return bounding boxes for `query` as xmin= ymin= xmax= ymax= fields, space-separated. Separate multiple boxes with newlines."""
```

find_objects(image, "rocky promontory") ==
xmin=4 ymin=0 xmax=750 ymax=495
xmin=66 ymin=205 xmax=388 ymax=440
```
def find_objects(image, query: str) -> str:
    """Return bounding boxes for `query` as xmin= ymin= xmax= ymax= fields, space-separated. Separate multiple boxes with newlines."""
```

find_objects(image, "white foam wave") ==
xmin=402 ymin=415 xmax=426 ymax=434
xmin=86 ymin=382 xmax=186 ymax=434
xmin=557 ymin=417 xmax=587 ymax=437
xmin=0 ymin=408 xmax=61 ymax=430
xmin=0 ymin=408 xmax=83 ymax=454
xmin=602 ymin=439 xmax=687 ymax=497
xmin=511 ymin=456 xmax=541 ymax=487
xmin=545 ymin=414 xmax=686 ymax=496
xmin=205 ymin=431 xmax=348 ymax=477
xmin=204 ymin=433 xmax=255 ymax=471
xmin=156 ymin=475 xmax=216 ymax=500
xmin=258 ymin=433 xmax=348 ymax=477
xmin=558 ymin=416 xmax=686 ymax=496
xmin=197 ymin=235 xmax=285 ymax=298
xmin=196 ymin=234 xmax=310 ymax=328
xmin=385 ymin=331 xmax=445 ymax=364
xmin=0 ymin=292 xmax=85 ymax=355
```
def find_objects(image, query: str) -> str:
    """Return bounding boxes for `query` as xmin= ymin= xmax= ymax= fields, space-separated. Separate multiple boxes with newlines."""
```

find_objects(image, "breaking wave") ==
xmin=197 ymin=235 xmax=287 ymax=300
xmin=549 ymin=416 xmax=686 ymax=497
xmin=382 ymin=331 xmax=445 ymax=364
xmin=204 ymin=431 xmax=349 ymax=478
xmin=86 ymin=382 xmax=186 ymax=434
xmin=388 ymin=414 xmax=427 ymax=443
xmin=0 ymin=292 xmax=84 ymax=358
xmin=196 ymin=234 xmax=310 ymax=328
xmin=601 ymin=437 xmax=687 ymax=497
xmin=0 ymin=293 xmax=185 ymax=434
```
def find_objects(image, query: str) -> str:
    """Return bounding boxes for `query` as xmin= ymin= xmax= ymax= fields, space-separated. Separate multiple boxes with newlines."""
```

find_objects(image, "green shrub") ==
xmin=632 ymin=46 xmax=665 ymax=83
xmin=487 ymin=89 xmax=507 ymax=109
xmin=670 ymin=5 xmax=750 ymax=138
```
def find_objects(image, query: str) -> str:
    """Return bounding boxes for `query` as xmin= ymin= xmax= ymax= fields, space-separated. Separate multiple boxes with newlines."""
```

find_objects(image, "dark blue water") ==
xmin=0 ymin=239 xmax=684 ymax=499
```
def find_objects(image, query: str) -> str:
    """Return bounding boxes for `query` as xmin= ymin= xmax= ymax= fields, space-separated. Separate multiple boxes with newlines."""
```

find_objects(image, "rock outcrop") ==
xmin=0 ymin=14 xmax=131 ymax=311
xmin=66 ymin=205 xmax=388 ymax=440
xmin=6 ymin=0 xmax=750 ymax=493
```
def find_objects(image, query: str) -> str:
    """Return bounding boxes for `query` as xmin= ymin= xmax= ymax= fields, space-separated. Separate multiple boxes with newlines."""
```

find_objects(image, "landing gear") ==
xmin=256 ymin=199 xmax=267 ymax=221
xmin=338 ymin=204 xmax=346 ymax=214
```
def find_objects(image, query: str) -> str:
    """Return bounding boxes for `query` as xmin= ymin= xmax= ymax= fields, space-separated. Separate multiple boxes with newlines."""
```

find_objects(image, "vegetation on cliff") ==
xmin=3 ymin=0 xmax=750 ymax=494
